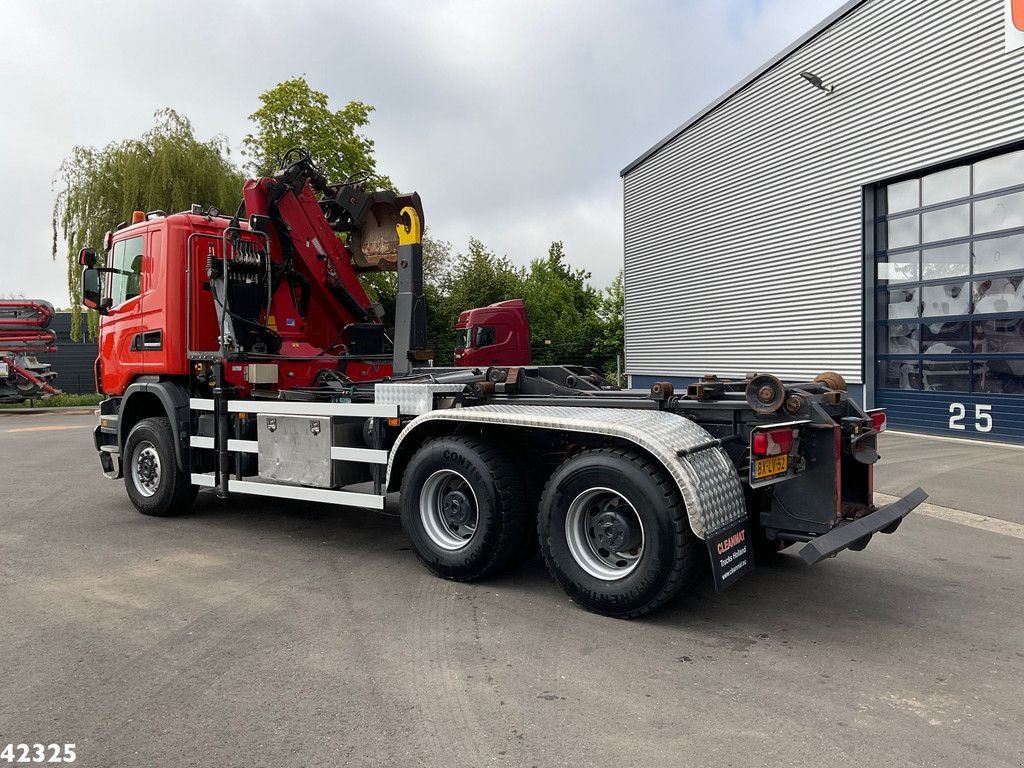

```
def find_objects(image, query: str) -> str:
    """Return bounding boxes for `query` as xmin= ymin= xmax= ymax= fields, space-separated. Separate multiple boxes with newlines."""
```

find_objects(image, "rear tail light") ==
xmin=869 ymin=409 xmax=887 ymax=433
xmin=772 ymin=427 xmax=793 ymax=454
xmin=751 ymin=427 xmax=794 ymax=456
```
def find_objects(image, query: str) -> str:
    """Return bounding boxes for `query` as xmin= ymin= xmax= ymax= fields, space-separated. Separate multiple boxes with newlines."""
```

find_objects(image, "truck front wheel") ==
xmin=538 ymin=448 xmax=701 ymax=618
xmin=124 ymin=417 xmax=196 ymax=517
xmin=399 ymin=436 xmax=530 ymax=581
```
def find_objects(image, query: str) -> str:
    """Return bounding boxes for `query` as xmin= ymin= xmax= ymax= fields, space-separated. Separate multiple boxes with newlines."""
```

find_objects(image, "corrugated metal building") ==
xmin=622 ymin=0 xmax=1024 ymax=442
xmin=48 ymin=313 xmax=99 ymax=394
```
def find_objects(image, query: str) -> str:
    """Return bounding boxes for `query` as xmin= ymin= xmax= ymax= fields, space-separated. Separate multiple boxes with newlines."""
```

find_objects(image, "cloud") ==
xmin=0 ymin=0 xmax=844 ymax=303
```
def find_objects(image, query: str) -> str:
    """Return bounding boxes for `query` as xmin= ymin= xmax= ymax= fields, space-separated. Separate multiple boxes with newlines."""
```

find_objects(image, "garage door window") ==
xmin=876 ymin=150 xmax=1024 ymax=395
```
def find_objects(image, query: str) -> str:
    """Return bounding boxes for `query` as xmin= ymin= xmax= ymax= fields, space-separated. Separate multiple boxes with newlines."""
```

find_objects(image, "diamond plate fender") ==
xmin=385 ymin=404 xmax=747 ymax=540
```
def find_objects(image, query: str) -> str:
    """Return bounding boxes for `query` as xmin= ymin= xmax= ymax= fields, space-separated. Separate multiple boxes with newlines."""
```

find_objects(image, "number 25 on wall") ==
xmin=948 ymin=403 xmax=993 ymax=433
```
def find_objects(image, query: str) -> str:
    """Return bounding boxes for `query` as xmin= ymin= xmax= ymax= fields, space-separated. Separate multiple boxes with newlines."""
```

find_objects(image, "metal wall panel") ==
xmin=875 ymin=389 xmax=1024 ymax=441
xmin=47 ymin=313 xmax=98 ymax=394
xmin=623 ymin=0 xmax=1024 ymax=383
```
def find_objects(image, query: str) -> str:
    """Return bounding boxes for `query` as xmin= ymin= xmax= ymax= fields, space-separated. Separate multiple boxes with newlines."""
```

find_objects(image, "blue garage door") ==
xmin=875 ymin=148 xmax=1024 ymax=443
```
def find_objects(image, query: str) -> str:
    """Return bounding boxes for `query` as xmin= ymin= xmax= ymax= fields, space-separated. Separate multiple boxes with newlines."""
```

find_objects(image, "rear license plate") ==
xmin=752 ymin=454 xmax=788 ymax=482
xmin=706 ymin=519 xmax=754 ymax=592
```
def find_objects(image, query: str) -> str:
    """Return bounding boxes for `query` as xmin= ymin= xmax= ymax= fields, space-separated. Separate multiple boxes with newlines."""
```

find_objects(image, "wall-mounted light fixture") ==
xmin=799 ymin=71 xmax=835 ymax=94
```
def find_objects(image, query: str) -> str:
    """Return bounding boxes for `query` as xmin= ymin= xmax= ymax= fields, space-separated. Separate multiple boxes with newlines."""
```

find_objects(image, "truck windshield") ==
xmin=454 ymin=328 xmax=469 ymax=349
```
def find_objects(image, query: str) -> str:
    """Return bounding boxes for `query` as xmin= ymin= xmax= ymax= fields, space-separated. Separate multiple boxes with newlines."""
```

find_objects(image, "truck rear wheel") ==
xmin=124 ymin=417 xmax=196 ymax=517
xmin=538 ymin=448 xmax=701 ymax=618
xmin=399 ymin=436 xmax=530 ymax=581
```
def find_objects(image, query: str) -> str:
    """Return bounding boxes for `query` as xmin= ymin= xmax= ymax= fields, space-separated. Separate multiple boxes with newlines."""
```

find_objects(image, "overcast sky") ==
xmin=0 ymin=0 xmax=844 ymax=305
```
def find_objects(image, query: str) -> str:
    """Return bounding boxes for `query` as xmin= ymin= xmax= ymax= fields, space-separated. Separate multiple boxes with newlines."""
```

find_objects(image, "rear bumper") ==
xmin=798 ymin=487 xmax=928 ymax=566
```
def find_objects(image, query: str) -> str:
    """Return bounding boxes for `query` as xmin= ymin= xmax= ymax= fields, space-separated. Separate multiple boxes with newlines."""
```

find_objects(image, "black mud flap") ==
xmin=798 ymin=487 xmax=928 ymax=566
xmin=707 ymin=519 xmax=756 ymax=592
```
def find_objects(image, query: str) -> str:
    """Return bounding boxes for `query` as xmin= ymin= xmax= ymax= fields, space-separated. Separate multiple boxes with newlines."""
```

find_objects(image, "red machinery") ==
xmin=0 ymin=300 xmax=61 ymax=402
xmin=453 ymin=299 xmax=531 ymax=367
xmin=80 ymin=149 xmax=422 ymax=398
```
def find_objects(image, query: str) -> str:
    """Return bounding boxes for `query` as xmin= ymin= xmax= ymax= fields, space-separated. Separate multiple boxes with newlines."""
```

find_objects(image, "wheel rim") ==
xmin=131 ymin=440 xmax=162 ymax=498
xmin=15 ymin=376 xmax=39 ymax=395
xmin=419 ymin=469 xmax=479 ymax=551
xmin=565 ymin=487 xmax=645 ymax=581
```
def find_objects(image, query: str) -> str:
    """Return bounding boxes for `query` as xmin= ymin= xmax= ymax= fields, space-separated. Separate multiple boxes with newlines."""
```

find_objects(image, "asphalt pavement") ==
xmin=875 ymin=431 xmax=1024 ymax=525
xmin=1 ymin=412 xmax=1021 ymax=768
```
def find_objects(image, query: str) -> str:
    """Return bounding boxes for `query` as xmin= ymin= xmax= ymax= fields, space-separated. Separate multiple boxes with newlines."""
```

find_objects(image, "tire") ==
xmin=124 ymin=417 xmax=197 ymax=517
xmin=538 ymin=448 xmax=702 ymax=618
xmin=15 ymin=374 xmax=41 ymax=396
xmin=399 ymin=436 xmax=530 ymax=581
xmin=512 ymin=456 xmax=543 ymax=562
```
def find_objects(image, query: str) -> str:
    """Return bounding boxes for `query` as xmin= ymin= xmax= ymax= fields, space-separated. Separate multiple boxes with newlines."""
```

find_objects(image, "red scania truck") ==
xmin=453 ymin=300 xmax=531 ymax=367
xmin=81 ymin=149 xmax=925 ymax=618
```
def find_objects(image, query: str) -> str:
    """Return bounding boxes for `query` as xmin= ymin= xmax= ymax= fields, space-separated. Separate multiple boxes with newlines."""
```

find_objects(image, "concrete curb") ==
xmin=0 ymin=406 xmax=97 ymax=417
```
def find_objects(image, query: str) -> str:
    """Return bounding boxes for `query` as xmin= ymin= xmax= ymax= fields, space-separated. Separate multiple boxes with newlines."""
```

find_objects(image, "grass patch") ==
xmin=0 ymin=393 xmax=104 ymax=409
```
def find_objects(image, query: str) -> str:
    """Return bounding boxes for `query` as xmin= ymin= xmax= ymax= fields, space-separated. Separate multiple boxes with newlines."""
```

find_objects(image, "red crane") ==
xmin=0 ymin=299 xmax=61 ymax=401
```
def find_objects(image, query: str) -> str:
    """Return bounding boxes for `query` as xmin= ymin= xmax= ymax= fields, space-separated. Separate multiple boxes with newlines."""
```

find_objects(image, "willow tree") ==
xmin=52 ymin=108 xmax=244 ymax=339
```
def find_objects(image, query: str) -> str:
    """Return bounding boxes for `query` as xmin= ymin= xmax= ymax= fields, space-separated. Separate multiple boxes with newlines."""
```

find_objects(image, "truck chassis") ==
xmin=94 ymin=362 xmax=925 ymax=618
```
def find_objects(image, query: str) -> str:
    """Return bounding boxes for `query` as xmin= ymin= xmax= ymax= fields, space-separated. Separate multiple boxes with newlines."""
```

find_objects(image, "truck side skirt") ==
xmin=188 ymin=397 xmax=392 ymax=510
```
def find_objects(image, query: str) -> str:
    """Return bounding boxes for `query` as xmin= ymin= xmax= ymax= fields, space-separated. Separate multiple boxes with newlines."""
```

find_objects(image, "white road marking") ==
xmin=4 ymin=425 xmax=92 ymax=433
xmin=875 ymin=492 xmax=1024 ymax=541
xmin=886 ymin=430 xmax=1024 ymax=452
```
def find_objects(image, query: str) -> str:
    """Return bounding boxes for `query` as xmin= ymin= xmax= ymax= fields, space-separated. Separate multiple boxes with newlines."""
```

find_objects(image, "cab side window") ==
xmin=476 ymin=326 xmax=496 ymax=347
xmin=108 ymin=236 xmax=145 ymax=306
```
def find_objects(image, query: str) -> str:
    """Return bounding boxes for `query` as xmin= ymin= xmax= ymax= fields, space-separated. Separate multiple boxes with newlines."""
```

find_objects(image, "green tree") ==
xmin=592 ymin=270 xmax=625 ymax=381
xmin=52 ymin=108 xmax=244 ymax=339
xmin=243 ymin=77 xmax=391 ymax=188
xmin=521 ymin=241 xmax=601 ymax=364
xmin=442 ymin=239 xmax=525 ymax=312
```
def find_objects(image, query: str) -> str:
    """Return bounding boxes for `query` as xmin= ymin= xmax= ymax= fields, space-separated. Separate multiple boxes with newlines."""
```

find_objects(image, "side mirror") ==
xmin=79 ymin=247 xmax=98 ymax=268
xmin=82 ymin=267 xmax=107 ymax=315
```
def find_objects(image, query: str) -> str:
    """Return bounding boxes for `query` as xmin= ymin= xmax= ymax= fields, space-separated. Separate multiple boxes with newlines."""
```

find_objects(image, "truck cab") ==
xmin=87 ymin=212 xmax=214 ymax=396
xmin=453 ymin=299 xmax=530 ymax=366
